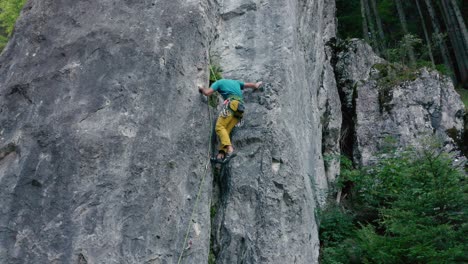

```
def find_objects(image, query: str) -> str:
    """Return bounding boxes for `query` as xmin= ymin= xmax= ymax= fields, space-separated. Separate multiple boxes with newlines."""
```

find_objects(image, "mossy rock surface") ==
xmin=372 ymin=62 xmax=419 ymax=113
xmin=372 ymin=62 xmax=418 ymax=89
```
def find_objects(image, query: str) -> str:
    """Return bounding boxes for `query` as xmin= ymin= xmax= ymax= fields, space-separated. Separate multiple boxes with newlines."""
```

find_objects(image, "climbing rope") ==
xmin=176 ymin=66 xmax=217 ymax=264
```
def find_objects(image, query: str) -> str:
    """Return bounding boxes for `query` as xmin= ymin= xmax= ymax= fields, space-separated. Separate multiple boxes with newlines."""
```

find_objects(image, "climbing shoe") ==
xmin=210 ymin=150 xmax=226 ymax=164
xmin=222 ymin=152 xmax=237 ymax=164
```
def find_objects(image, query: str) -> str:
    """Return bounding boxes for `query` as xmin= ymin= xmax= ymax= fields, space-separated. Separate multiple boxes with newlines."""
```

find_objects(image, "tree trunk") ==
xmin=449 ymin=0 xmax=468 ymax=50
xmin=370 ymin=0 xmax=387 ymax=58
xmin=440 ymin=0 xmax=468 ymax=86
xmin=448 ymin=0 xmax=468 ymax=87
xmin=360 ymin=0 xmax=370 ymax=42
xmin=364 ymin=0 xmax=379 ymax=54
xmin=423 ymin=0 xmax=455 ymax=81
xmin=415 ymin=0 xmax=436 ymax=68
xmin=394 ymin=0 xmax=417 ymax=67
xmin=363 ymin=0 xmax=380 ymax=55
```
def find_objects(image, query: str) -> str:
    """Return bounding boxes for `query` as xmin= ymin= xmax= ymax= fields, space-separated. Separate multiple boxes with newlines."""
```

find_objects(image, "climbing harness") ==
xmin=219 ymin=98 xmax=245 ymax=129
xmin=235 ymin=118 xmax=244 ymax=128
xmin=220 ymin=99 xmax=231 ymax=118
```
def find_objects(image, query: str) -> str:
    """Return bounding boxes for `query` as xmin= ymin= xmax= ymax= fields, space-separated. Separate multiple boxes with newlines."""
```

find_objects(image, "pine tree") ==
xmin=444 ymin=0 xmax=468 ymax=86
xmin=360 ymin=0 xmax=370 ymax=42
xmin=370 ymin=0 xmax=387 ymax=58
xmin=394 ymin=0 xmax=417 ymax=67
xmin=449 ymin=0 xmax=468 ymax=51
xmin=415 ymin=0 xmax=436 ymax=68
xmin=423 ymin=0 xmax=455 ymax=80
xmin=364 ymin=0 xmax=380 ymax=54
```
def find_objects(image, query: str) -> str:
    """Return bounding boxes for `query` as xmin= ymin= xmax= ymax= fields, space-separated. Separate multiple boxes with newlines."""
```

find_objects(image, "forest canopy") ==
xmin=336 ymin=0 xmax=468 ymax=89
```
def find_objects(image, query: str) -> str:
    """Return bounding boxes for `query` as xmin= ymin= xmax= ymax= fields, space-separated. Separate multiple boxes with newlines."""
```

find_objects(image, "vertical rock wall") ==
xmin=0 ymin=1 xmax=216 ymax=263
xmin=210 ymin=0 xmax=339 ymax=263
xmin=0 ymin=0 xmax=339 ymax=263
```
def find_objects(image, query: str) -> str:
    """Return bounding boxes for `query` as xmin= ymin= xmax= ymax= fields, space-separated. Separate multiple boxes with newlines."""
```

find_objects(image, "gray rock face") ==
xmin=334 ymin=39 xmax=384 ymax=110
xmin=335 ymin=39 xmax=465 ymax=166
xmin=0 ymin=1 xmax=216 ymax=263
xmin=0 ymin=0 xmax=339 ymax=263
xmin=210 ymin=1 xmax=339 ymax=263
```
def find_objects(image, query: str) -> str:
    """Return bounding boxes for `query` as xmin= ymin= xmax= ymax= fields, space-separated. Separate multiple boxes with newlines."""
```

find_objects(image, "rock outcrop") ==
xmin=0 ymin=0 xmax=339 ymax=263
xmin=334 ymin=39 xmax=466 ymax=166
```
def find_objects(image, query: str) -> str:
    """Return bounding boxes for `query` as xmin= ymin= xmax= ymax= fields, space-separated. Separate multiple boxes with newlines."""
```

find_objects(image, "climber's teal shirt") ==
xmin=211 ymin=79 xmax=245 ymax=101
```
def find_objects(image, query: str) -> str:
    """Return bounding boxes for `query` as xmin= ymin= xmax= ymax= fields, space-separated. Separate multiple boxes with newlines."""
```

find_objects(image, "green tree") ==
xmin=320 ymin=143 xmax=467 ymax=263
xmin=353 ymin=148 xmax=467 ymax=263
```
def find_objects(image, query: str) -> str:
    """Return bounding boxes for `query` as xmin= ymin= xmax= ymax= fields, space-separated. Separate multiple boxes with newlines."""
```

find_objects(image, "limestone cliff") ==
xmin=0 ymin=0 xmax=339 ymax=263
xmin=334 ymin=39 xmax=466 ymax=167
xmin=209 ymin=0 xmax=340 ymax=263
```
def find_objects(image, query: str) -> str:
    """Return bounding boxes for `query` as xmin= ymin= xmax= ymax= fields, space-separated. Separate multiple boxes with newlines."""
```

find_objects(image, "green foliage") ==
xmin=0 ymin=0 xmax=27 ymax=36
xmin=210 ymin=204 xmax=217 ymax=219
xmin=337 ymin=156 xmax=360 ymax=188
xmin=324 ymin=154 xmax=340 ymax=169
xmin=415 ymin=60 xmax=434 ymax=69
xmin=0 ymin=34 xmax=7 ymax=51
xmin=208 ymin=64 xmax=222 ymax=108
xmin=319 ymin=206 xmax=355 ymax=247
xmin=386 ymin=34 xmax=422 ymax=65
xmin=319 ymin=205 xmax=361 ymax=264
xmin=372 ymin=62 xmax=418 ymax=112
xmin=373 ymin=63 xmax=418 ymax=87
xmin=320 ymin=144 xmax=468 ymax=263
xmin=336 ymin=0 xmax=362 ymax=39
xmin=335 ymin=0 xmax=467 ymax=87
xmin=209 ymin=64 xmax=223 ymax=83
xmin=354 ymin=147 xmax=467 ymax=263
xmin=0 ymin=0 xmax=27 ymax=52
xmin=435 ymin=64 xmax=454 ymax=78
xmin=208 ymin=249 xmax=216 ymax=264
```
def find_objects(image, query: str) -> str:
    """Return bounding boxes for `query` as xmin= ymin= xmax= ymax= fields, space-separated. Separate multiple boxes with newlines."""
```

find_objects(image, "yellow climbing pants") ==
xmin=216 ymin=100 xmax=240 ymax=152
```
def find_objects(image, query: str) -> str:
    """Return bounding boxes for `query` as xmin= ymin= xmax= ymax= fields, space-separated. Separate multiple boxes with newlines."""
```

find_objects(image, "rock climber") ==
xmin=198 ymin=79 xmax=263 ymax=163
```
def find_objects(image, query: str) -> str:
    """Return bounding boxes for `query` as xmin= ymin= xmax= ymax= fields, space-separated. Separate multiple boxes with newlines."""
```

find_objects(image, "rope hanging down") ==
xmin=176 ymin=66 xmax=218 ymax=264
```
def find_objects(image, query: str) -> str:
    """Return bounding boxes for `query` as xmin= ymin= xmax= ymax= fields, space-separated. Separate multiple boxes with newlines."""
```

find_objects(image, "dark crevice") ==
xmin=327 ymin=39 xmax=356 ymax=159
xmin=0 ymin=142 xmax=17 ymax=161
xmin=446 ymin=113 xmax=468 ymax=167
xmin=8 ymin=84 xmax=33 ymax=104
xmin=209 ymin=149 xmax=233 ymax=263
xmin=77 ymin=253 xmax=88 ymax=264
xmin=220 ymin=3 xmax=257 ymax=21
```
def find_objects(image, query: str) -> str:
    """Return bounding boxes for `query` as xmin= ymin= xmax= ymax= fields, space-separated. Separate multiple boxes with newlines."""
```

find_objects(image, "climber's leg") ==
xmin=215 ymin=114 xmax=235 ymax=154
xmin=225 ymin=116 xmax=239 ymax=152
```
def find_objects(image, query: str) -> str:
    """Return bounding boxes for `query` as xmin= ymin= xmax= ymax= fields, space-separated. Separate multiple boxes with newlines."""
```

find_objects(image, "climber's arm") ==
xmin=198 ymin=86 xmax=215 ymax=96
xmin=244 ymin=82 xmax=263 ymax=90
